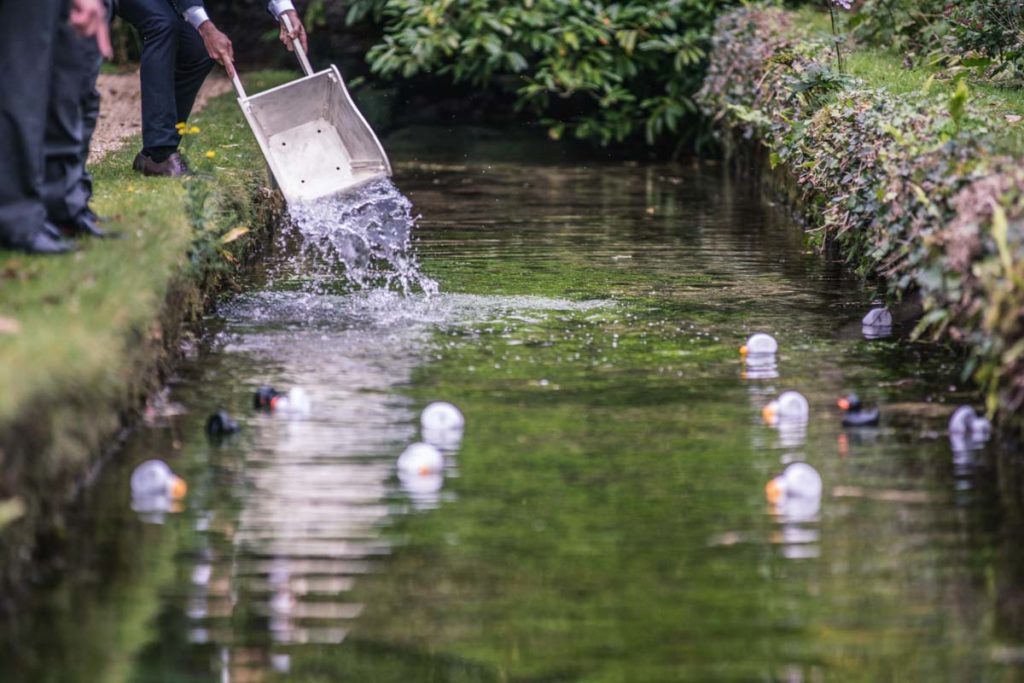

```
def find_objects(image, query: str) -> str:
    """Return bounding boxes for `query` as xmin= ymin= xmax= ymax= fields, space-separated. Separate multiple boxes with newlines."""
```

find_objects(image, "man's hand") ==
xmin=198 ymin=21 xmax=235 ymax=77
xmin=278 ymin=10 xmax=308 ymax=54
xmin=70 ymin=0 xmax=113 ymax=59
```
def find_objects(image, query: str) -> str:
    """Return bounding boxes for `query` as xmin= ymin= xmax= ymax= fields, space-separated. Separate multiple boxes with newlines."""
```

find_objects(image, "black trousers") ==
xmin=0 ymin=0 xmax=63 ymax=247
xmin=116 ymin=0 xmax=214 ymax=152
xmin=43 ymin=19 xmax=104 ymax=224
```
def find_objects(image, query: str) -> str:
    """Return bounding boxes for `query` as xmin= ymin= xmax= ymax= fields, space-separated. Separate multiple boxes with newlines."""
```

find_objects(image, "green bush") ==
xmin=346 ymin=0 xmax=730 ymax=146
xmin=699 ymin=6 xmax=1024 ymax=417
xmin=948 ymin=0 xmax=1024 ymax=77
xmin=843 ymin=0 xmax=949 ymax=56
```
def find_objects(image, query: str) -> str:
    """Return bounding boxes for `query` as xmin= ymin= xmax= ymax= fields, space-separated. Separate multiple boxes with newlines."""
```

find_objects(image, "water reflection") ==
xmin=2 ymin=136 xmax=1024 ymax=682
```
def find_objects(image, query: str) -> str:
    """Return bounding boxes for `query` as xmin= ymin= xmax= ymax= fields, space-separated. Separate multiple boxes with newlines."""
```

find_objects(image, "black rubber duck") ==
xmin=253 ymin=385 xmax=281 ymax=410
xmin=206 ymin=411 xmax=240 ymax=437
xmin=837 ymin=393 xmax=880 ymax=427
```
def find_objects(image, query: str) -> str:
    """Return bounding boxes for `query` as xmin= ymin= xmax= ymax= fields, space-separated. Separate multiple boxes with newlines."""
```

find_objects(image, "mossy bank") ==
xmin=698 ymin=7 xmax=1024 ymax=431
xmin=0 ymin=72 xmax=294 ymax=601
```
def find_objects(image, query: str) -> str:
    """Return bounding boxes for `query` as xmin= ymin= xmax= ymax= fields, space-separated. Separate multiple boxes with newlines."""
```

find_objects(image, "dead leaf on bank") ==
xmin=0 ymin=260 xmax=39 ymax=282
xmin=0 ymin=497 xmax=26 ymax=529
xmin=1006 ymin=114 xmax=1022 ymax=124
xmin=0 ymin=316 xmax=21 ymax=335
xmin=220 ymin=226 xmax=250 ymax=245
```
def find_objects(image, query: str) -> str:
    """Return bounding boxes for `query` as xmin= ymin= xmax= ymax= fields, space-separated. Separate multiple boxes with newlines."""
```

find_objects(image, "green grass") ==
xmin=797 ymin=6 xmax=1024 ymax=154
xmin=0 ymin=71 xmax=291 ymax=490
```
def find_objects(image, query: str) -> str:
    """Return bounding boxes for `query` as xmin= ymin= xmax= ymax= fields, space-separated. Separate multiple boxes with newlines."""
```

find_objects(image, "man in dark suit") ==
xmin=0 ymin=0 xmax=112 ymax=254
xmin=43 ymin=0 xmax=114 ymax=239
xmin=117 ymin=0 xmax=308 ymax=177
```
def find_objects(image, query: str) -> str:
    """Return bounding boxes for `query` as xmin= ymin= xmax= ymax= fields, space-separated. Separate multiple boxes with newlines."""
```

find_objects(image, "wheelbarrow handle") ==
xmin=281 ymin=12 xmax=314 ymax=77
xmin=231 ymin=72 xmax=247 ymax=100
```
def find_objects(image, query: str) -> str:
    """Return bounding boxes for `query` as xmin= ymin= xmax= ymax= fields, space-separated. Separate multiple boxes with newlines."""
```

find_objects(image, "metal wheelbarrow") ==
xmin=229 ymin=16 xmax=392 ymax=204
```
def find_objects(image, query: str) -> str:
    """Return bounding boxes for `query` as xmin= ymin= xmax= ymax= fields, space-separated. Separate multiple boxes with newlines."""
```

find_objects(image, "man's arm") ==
xmin=179 ymin=2 xmax=236 ymax=77
xmin=268 ymin=1 xmax=308 ymax=54
xmin=69 ymin=0 xmax=113 ymax=58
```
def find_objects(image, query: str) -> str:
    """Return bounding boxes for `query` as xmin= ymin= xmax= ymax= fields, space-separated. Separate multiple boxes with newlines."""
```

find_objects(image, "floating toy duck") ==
xmin=740 ymin=333 xmax=778 ymax=358
xmin=948 ymin=405 xmax=992 ymax=443
xmin=762 ymin=391 xmax=809 ymax=426
xmin=837 ymin=393 xmax=880 ymax=427
xmin=741 ymin=334 xmax=780 ymax=380
xmin=131 ymin=459 xmax=188 ymax=500
xmin=861 ymin=307 xmax=893 ymax=339
xmin=253 ymin=386 xmax=311 ymax=417
xmin=397 ymin=442 xmax=444 ymax=476
xmin=765 ymin=462 xmax=822 ymax=507
xmin=206 ymin=411 xmax=240 ymax=436
xmin=131 ymin=460 xmax=187 ymax=523
xmin=421 ymin=401 xmax=465 ymax=449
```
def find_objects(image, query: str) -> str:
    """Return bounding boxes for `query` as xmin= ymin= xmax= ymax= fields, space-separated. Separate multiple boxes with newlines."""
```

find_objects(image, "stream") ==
xmin=2 ymin=128 xmax=1023 ymax=682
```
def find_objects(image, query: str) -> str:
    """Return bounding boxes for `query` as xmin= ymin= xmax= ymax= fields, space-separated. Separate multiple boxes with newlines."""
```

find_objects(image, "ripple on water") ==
xmin=219 ymin=290 xmax=612 ymax=332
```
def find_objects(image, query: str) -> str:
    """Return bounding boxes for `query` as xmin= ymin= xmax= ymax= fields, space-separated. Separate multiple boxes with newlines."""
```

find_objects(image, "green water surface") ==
xmin=1 ymin=129 xmax=1022 ymax=683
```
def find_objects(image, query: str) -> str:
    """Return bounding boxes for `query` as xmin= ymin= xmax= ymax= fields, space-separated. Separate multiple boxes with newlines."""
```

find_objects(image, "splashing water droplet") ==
xmin=285 ymin=179 xmax=439 ymax=296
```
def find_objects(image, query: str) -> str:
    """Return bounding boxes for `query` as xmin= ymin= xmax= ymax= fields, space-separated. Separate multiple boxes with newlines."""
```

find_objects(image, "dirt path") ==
xmin=89 ymin=71 xmax=232 ymax=163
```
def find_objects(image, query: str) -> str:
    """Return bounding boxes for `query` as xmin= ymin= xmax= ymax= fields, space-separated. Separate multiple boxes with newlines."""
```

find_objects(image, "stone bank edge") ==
xmin=697 ymin=6 xmax=1024 ymax=426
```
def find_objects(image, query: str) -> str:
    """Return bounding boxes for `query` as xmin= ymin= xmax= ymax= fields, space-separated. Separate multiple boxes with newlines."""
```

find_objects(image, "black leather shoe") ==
xmin=58 ymin=212 xmax=121 ymax=239
xmin=132 ymin=150 xmax=192 ymax=177
xmin=84 ymin=208 xmax=111 ymax=224
xmin=19 ymin=230 xmax=76 ymax=255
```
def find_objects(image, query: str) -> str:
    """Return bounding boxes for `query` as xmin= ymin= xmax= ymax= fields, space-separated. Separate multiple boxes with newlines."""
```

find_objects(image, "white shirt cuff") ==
xmin=268 ymin=0 xmax=295 ymax=19
xmin=183 ymin=6 xmax=210 ymax=29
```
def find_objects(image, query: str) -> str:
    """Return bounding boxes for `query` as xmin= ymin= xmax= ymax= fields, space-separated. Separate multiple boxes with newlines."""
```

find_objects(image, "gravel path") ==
xmin=89 ymin=70 xmax=232 ymax=163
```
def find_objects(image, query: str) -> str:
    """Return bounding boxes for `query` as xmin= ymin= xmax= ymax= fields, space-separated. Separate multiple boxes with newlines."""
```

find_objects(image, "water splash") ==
xmin=285 ymin=179 xmax=439 ymax=296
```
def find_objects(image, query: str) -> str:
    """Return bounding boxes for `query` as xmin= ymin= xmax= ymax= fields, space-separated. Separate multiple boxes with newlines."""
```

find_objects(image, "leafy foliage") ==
xmin=345 ymin=0 xmax=729 ymax=146
xmin=699 ymin=6 xmax=1024 ymax=417
xmin=948 ymin=0 xmax=1024 ymax=77
xmin=843 ymin=0 xmax=949 ymax=56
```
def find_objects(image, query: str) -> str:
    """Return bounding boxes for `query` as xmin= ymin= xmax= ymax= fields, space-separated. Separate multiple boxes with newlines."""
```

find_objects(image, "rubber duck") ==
xmin=206 ymin=411 xmax=240 ymax=436
xmin=131 ymin=459 xmax=187 ymax=500
xmin=861 ymin=307 xmax=893 ymax=340
xmin=762 ymin=391 xmax=809 ymax=425
xmin=948 ymin=405 xmax=992 ymax=443
xmin=397 ymin=442 xmax=444 ymax=476
xmin=837 ymin=393 xmax=880 ymax=427
xmin=740 ymin=333 xmax=778 ymax=358
xmin=253 ymin=386 xmax=311 ymax=417
xmin=254 ymin=385 xmax=279 ymax=410
xmin=421 ymin=401 xmax=465 ymax=449
xmin=765 ymin=462 xmax=822 ymax=506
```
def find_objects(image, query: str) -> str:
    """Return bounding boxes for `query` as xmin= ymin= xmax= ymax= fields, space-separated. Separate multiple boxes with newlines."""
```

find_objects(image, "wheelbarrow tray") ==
xmin=236 ymin=66 xmax=391 ymax=204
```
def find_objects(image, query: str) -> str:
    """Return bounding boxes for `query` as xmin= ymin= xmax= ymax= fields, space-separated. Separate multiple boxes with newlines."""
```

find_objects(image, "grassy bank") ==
xmin=698 ymin=6 xmax=1024 ymax=427
xmin=0 ymin=71 xmax=291 ymax=594
xmin=798 ymin=7 xmax=1024 ymax=156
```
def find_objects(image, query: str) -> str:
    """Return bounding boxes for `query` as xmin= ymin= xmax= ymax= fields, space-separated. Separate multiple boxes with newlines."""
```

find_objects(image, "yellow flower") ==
xmin=189 ymin=126 xmax=201 ymax=134
xmin=175 ymin=121 xmax=186 ymax=130
xmin=205 ymin=150 xmax=216 ymax=159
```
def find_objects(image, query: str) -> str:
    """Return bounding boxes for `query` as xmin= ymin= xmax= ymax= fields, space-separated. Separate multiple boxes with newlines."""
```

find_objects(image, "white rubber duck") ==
xmin=765 ymin=462 xmax=822 ymax=508
xmin=762 ymin=391 xmax=809 ymax=426
xmin=131 ymin=459 xmax=187 ymax=500
xmin=397 ymin=442 xmax=444 ymax=476
xmin=949 ymin=405 xmax=992 ymax=444
xmin=421 ymin=401 xmax=465 ymax=448
xmin=862 ymin=307 xmax=893 ymax=339
xmin=862 ymin=308 xmax=893 ymax=328
xmin=273 ymin=387 xmax=311 ymax=417
xmin=130 ymin=460 xmax=187 ymax=523
xmin=740 ymin=333 xmax=778 ymax=357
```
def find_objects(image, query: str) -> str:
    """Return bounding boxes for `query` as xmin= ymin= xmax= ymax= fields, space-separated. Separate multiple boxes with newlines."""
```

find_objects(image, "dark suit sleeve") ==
xmin=173 ymin=0 xmax=205 ymax=13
